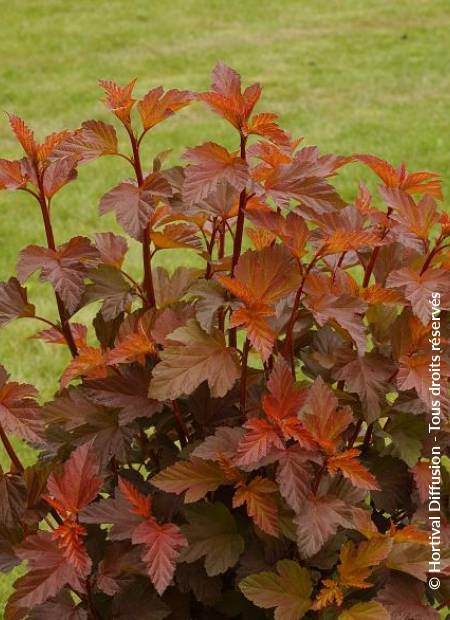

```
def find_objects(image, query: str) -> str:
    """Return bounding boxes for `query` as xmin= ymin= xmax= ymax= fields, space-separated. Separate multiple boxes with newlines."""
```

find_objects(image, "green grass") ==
xmin=0 ymin=0 xmax=449 ymax=609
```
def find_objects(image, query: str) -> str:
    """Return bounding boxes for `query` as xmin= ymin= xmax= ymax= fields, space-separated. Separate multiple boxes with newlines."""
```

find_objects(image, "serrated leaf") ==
xmin=327 ymin=449 xmax=379 ymax=490
xmin=0 ymin=278 xmax=35 ymax=327
xmin=338 ymin=537 xmax=392 ymax=589
xmin=149 ymin=320 xmax=239 ymax=400
xmin=233 ymin=476 xmax=279 ymax=537
xmin=339 ymin=601 xmax=389 ymax=620
xmin=132 ymin=517 xmax=187 ymax=595
xmin=152 ymin=457 xmax=227 ymax=502
xmin=138 ymin=86 xmax=193 ymax=131
xmin=180 ymin=502 xmax=244 ymax=575
xmin=0 ymin=368 xmax=43 ymax=444
xmin=239 ymin=560 xmax=312 ymax=620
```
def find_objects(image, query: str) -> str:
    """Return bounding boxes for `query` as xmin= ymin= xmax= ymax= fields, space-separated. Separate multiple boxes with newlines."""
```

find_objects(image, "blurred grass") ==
xmin=0 ymin=0 xmax=449 ymax=609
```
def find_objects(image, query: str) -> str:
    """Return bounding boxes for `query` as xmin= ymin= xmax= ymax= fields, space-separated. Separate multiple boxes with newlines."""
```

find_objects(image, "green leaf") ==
xmin=239 ymin=559 xmax=312 ymax=620
xmin=179 ymin=502 xmax=244 ymax=576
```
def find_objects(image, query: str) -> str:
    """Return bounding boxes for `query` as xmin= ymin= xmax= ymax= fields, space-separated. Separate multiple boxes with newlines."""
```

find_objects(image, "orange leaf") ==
xmin=338 ymin=537 xmax=393 ymax=589
xmin=98 ymin=78 xmax=136 ymax=126
xmin=138 ymin=87 xmax=193 ymax=131
xmin=327 ymin=449 xmax=380 ymax=490
xmin=61 ymin=346 xmax=108 ymax=388
xmin=233 ymin=476 xmax=279 ymax=537
xmin=118 ymin=477 xmax=152 ymax=518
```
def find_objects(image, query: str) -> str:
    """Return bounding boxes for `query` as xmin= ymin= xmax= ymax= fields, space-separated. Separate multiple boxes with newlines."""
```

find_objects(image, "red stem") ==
xmin=283 ymin=249 xmax=321 ymax=374
xmin=0 ymin=424 xmax=24 ymax=472
xmin=229 ymin=135 xmax=247 ymax=348
xmin=240 ymin=339 xmax=250 ymax=415
xmin=362 ymin=207 xmax=393 ymax=288
xmin=36 ymin=186 xmax=78 ymax=357
xmin=171 ymin=400 xmax=188 ymax=447
xmin=127 ymin=127 xmax=156 ymax=308
xmin=419 ymin=236 xmax=448 ymax=275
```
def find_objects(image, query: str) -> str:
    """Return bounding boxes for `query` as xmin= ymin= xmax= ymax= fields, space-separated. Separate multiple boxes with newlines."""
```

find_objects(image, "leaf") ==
xmin=98 ymin=78 xmax=136 ymax=125
xmin=244 ymin=112 xmax=290 ymax=145
xmin=354 ymin=154 xmax=442 ymax=199
xmin=327 ymin=449 xmax=379 ymax=490
xmin=192 ymin=426 xmax=244 ymax=462
xmin=52 ymin=120 xmax=118 ymax=163
xmin=180 ymin=502 xmax=244 ymax=575
xmin=46 ymin=443 xmax=102 ymax=515
xmin=191 ymin=279 xmax=227 ymax=332
xmin=17 ymin=237 xmax=99 ymax=314
xmin=233 ymin=476 xmax=279 ymax=537
xmin=183 ymin=142 xmax=248 ymax=205
xmin=8 ymin=114 xmax=37 ymax=158
xmin=0 ymin=278 xmax=35 ymax=327
xmin=51 ymin=520 xmax=91 ymax=574
xmin=304 ymin=289 xmax=367 ymax=355
xmin=60 ymin=346 xmax=107 ymax=388
xmin=386 ymin=267 xmax=449 ymax=325
xmin=80 ymin=491 xmax=143 ymax=541
xmin=151 ymin=457 xmax=228 ymax=502
xmin=385 ymin=541 xmax=430 ymax=581
xmin=217 ymin=245 xmax=300 ymax=359
xmin=0 ymin=473 xmax=27 ymax=529
xmin=84 ymin=366 xmax=159 ymax=425
xmin=28 ymin=590 xmax=88 ymax=620
xmin=118 ymin=478 xmax=152 ymax=518
xmin=335 ymin=353 xmax=393 ymax=422
xmin=99 ymin=174 xmax=172 ymax=240
xmin=0 ymin=368 xmax=43 ymax=444
xmin=276 ymin=446 xmax=316 ymax=512
xmin=235 ymin=418 xmax=284 ymax=467
xmin=112 ymin=580 xmax=170 ymax=619
xmin=138 ymin=87 xmax=193 ymax=130
xmin=32 ymin=323 xmax=87 ymax=348
xmin=294 ymin=495 xmax=353 ymax=558
xmin=199 ymin=62 xmax=261 ymax=131
xmin=132 ymin=517 xmax=187 ymax=595
xmin=94 ymin=232 xmax=128 ymax=269
xmin=149 ymin=320 xmax=240 ymax=400
xmin=42 ymin=157 xmax=78 ymax=198
xmin=264 ymin=158 xmax=345 ymax=213
xmin=0 ymin=159 xmax=25 ymax=190
xmin=338 ymin=537 xmax=393 ymax=589
xmin=153 ymin=266 xmax=200 ymax=307
xmin=377 ymin=573 xmax=439 ymax=620
xmin=301 ymin=377 xmax=353 ymax=454
xmin=239 ymin=560 xmax=312 ymax=620
xmin=339 ymin=601 xmax=389 ymax=620
xmin=6 ymin=532 xmax=86 ymax=618
xmin=151 ymin=222 xmax=202 ymax=251
xmin=84 ymin=265 xmax=135 ymax=320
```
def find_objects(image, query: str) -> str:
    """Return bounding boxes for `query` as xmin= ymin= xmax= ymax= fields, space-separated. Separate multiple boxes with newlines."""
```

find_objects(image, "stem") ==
xmin=362 ymin=207 xmax=393 ymax=287
xmin=348 ymin=419 xmax=363 ymax=448
xmin=283 ymin=249 xmax=321 ymax=374
xmin=171 ymin=400 xmax=188 ymax=447
xmin=127 ymin=126 xmax=156 ymax=308
xmin=229 ymin=135 xmax=247 ymax=348
xmin=36 ymin=187 xmax=78 ymax=357
xmin=85 ymin=576 xmax=101 ymax=620
xmin=312 ymin=462 xmax=326 ymax=495
xmin=0 ymin=424 xmax=24 ymax=472
xmin=419 ymin=236 xmax=448 ymax=275
xmin=240 ymin=339 xmax=250 ymax=415
xmin=362 ymin=423 xmax=374 ymax=453
xmin=205 ymin=218 xmax=218 ymax=279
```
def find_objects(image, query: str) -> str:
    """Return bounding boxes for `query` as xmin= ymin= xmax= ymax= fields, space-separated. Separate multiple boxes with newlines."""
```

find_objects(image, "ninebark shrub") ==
xmin=0 ymin=63 xmax=449 ymax=619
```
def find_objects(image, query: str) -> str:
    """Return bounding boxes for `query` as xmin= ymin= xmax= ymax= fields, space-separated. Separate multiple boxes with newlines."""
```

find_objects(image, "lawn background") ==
xmin=0 ymin=0 xmax=449 ymax=610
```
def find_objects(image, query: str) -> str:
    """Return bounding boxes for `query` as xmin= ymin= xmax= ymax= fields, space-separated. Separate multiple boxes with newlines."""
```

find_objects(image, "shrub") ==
xmin=0 ymin=63 xmax=449 ymax=619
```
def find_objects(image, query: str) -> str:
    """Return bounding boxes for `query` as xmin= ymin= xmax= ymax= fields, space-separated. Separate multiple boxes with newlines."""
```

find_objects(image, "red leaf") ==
xmin=32 ymin=323 xmax=87 ymax=348
xmin=51 ymin=520 xmax=90 ymax=574
xmin=6 ymin=532 xmax=86 ymax=617
xmin=60 ymin=346 xmax=108 ymax=388
xmin=354 ymin=154 xmax=442 ymax=199
xmin=235 ymin=418 xmax=284 ymax=467
xmin=51 ymin=120 xmax=118 ymax=163
xmin=98 ymin=78 xmax=136 ymax=126
xmin=118 ymin=478 xmax=152 ymax=518
xmin=301 ymin=377 xmax=353 ymax=454
xmin=42 ymin=157 xmax=78 ymax=198
xmin=199 ymin=62 xmax=261 ymax=131
xmin=0 ymin=278 xmax=35 ymax=327
xmin=151 ymin=457 xmax=228 ymax=502
xmin=233 ymin=477 xmax=279 ymax=537
xmin=138 ymin=87 xmax=193 ymax=130
xmin=327 ymin=449 xmax=380 ymax=490
xmin=105 ymin=318 xmax=156 ymax=365
xmin=99 ymin=174 xmax=172 ymax=240
xmin=183 ymin=142 xmax=248 ymax=205
xmin=46 ymin=443 xmax=102 ymax=515
xmin=17 ymin=237 xmax=100 ymax=314
xmin=0 ymin=159 xmax=25 ymax=190
xmin=8 ymin=114 xmax=37 ymax=159
xmin=132 ymin=517 xmax=187 ymax=595
xmin=0 ymin=367 xmax=43 ymax=444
